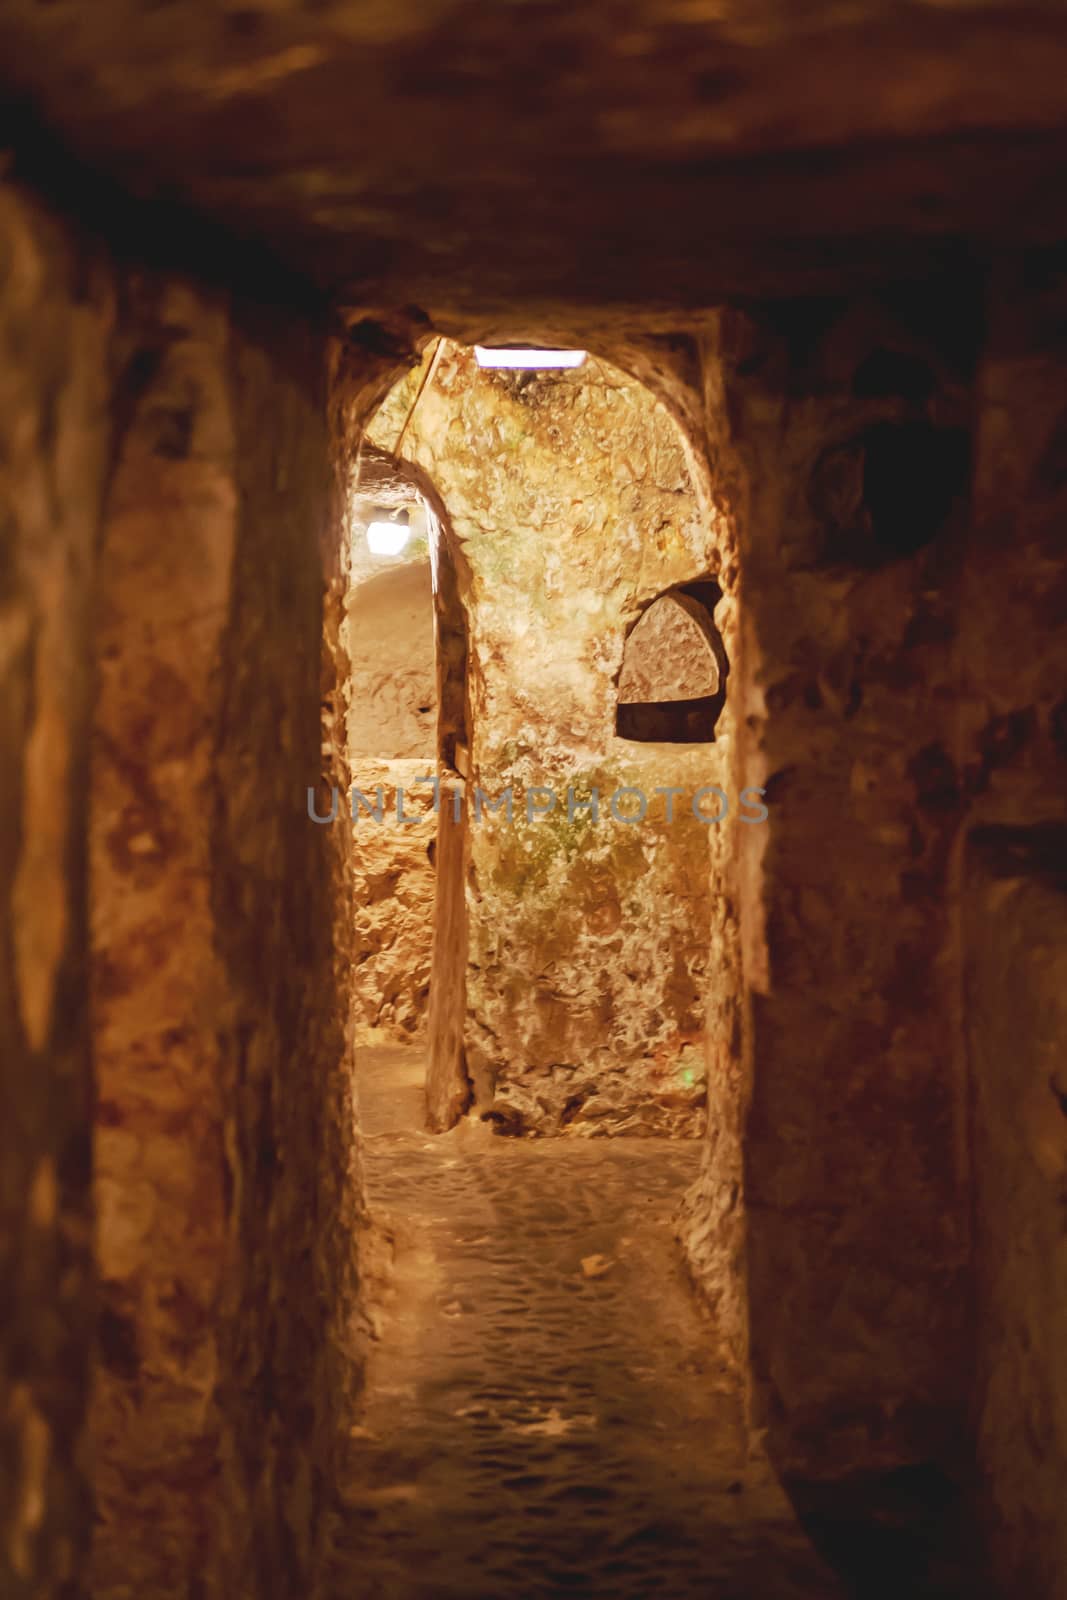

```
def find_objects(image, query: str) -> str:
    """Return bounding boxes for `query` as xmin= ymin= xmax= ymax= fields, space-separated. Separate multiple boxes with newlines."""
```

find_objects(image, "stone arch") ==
xmin=366 ymin=335 xmax=737 ymax=1145
xmin=346 ymin=534 xmax=436 ymax=763
xmin=346 ymin=431 xmax=474 ymax=1123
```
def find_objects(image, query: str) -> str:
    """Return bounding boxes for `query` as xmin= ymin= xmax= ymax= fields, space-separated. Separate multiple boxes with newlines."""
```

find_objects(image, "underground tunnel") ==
xmin=1 ymin=5 xmax=1066 ymax=1600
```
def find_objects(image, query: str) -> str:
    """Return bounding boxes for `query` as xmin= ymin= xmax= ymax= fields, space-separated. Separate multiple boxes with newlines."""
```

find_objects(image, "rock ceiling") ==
xmin=2 ymin=1 xmax=1067 ymax=320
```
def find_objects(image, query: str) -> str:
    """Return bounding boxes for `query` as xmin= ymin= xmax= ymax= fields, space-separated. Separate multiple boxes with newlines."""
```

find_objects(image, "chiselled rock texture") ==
xmin=3 ymin=10 xmax=1067 ymax=1591
xmin=617 ymin=590 xmax=720 ymax=704
xmin=0 ymin=182 xmax=114 ymax=1600
xmin=370 ymin=341 xmax=738 ymax=1136
xmin=88 ymin=269 xmax=371 ymax=1598
xmin=4 ymin=1 xmax=1067 ymax=314
xmin=965 ymin=858 xmax=1067 ymax=1600
xmin=347 ymin=554 xmax=435 ymax=760
xmin=680 ymin=296 xmax=979 ymax=1541
xmin=958 ymin=268 xmax=1067 ymax=1600
xmin=424 ymin=791 xmax=471 ymax=1131
xmin=90 ymin=282 xmax=237 ymax=1597
xmin=344 ymin=535 xmax=437 ymax=1042
xmin=348 ymin=762 xmax=436 ymax=1041
xmin=218 ymin=301 xmax=363 ymax=1600
xmin=677 ymin=277 xmax=1067 ymax=1593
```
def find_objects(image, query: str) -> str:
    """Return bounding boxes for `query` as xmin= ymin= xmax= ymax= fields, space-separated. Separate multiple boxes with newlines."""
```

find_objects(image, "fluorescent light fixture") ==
xmin=474 ymin=346 xmax=587 ymax=370
xmin=366 ymin=520 xmax=411 ymax=556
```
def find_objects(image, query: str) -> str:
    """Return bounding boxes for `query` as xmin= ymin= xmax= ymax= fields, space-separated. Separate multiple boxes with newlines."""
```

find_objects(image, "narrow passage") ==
xmin=322 ymin=1049 xmax=844 ymax=1600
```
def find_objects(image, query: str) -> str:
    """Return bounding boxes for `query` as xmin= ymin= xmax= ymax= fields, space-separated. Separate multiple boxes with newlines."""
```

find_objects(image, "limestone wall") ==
xmin=681 ymin=295 xmax=979 ymax=1520
xmin=678 ymin=279 xmax=1067 ymax=1593
xmin=0 ymin=181 xmax=114 ymax=1600
xmin=6 ymin=139 xmax=1066 ymax=1599
xmin=89 ymin=280 xmax=239 ymax=1595
xmin=88 ymin=274 xmax=367 ymax=1599
xmin=345 ymin=535 xmax=438 ymax=1042
xmin=961 ymin=265 xmax=1067 ymax=1600
xmin=375 ymin=341 xmax=738 ymax=1137
xmin=0 ymin=173 xmax=382 ymax=1600
xmin=349 ymin=761 xmax=437 ymax=1041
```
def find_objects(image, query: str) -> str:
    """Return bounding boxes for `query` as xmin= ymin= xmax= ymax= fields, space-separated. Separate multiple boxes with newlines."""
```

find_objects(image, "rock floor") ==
xmin=322 ymin=1047 xmax=845 ymax=1600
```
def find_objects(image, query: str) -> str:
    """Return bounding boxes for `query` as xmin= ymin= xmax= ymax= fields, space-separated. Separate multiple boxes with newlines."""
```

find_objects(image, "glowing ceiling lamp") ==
xmin=366 ymin=508 xmax=411 ymax=556
xmin=474 ymin=346 xmax=587 ymax=370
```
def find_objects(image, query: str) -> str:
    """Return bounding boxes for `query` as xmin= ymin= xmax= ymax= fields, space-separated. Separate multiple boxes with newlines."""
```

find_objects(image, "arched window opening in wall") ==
xmin=616 ymin=581 xmax=728 ymax=742
xmin=353 ymin=337 xmax=736 ymax=1142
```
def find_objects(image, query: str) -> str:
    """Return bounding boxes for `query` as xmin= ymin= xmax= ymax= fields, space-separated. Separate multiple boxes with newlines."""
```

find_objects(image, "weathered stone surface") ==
xmin=326 ymin=1045 xmax=847 ymax=1600
xmin=675 ymin=275 xmax=1067 ymax=1594
xmin=349 ymin=761 xmax=436 ymax=1041
xmin=4 ymin=3 xmax=1067 ymax=313
xmin=680 ymin=297 xmax=980 ymax=1521
xmin=956 ymin=271 xmax=1067 ymax=1600
xmin=425 ymin=792 xmax=471 ymax=1131
xmin=617 ymin=590 xmax=720 ymax=704
xmin=347 ymin=556 xmax=435 ymax=760
xmin=0 ymin=179 xmax=114 ymax=1600
xmin=965 ymin=856 xmax=1067 ymax=1600
xmin=372 ymin=340 xmax=739 ymax=1136
xmin=217 ymin=301 xmax=360 ymax=1599
xmin=344 ymin=506 xmax=438 ymax=1043
xmin=87 ymin=265 xmax=372 ymax=1598
xmin=89 ymin=279 xmax=237 ymax=1597
xmin=2 ymin=17 xmax=1067 ymax=1592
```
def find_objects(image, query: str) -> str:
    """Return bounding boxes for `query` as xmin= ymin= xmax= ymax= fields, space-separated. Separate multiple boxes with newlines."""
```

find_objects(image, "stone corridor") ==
xmin=322 ymin=1050 xmax=842 ymax=1599
xmin=3 ymin=6 xmax=1067 ymax=1598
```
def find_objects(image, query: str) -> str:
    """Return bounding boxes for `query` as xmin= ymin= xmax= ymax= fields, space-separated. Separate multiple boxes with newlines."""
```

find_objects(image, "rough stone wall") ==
xmin=965 ymin=862 xmax=1066 ymax=1600
xmin=0 ymin=181 xmax=114 ymax=1600
xmin=88 ymin=269 xmax=366 ymax=1596
xmin=374 ymin=341 xmax=736 ymax=1136
xmin=425 ymin=787 xmax=472 ymax=1131
xmin=673 ymin=329 xmax=750 ymax=1379
xmin=4 ymin=0 xmax=1067 ymax=317
xmin=346 ymin=552 xmax=435 ymax=760
xmin=89 ymin=281 xmax=238 ymax=1595
xmin=349 ymin=761 xmax=436 ymax=1041
xmin=345 ymin=536 xmax=437 ymax=1043
xmin=960 ymin=262 xmax=1067 ymax=1600
xmin=677 ymin=277 xmax=1067 ymax=1592
xmin=681 ymin=292 xmax=981 ymax=1524
xmin=216 ymin=298 xmax=358 ymax=1597
xmin=0 ymin=168 xmax=376 ymax=1600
